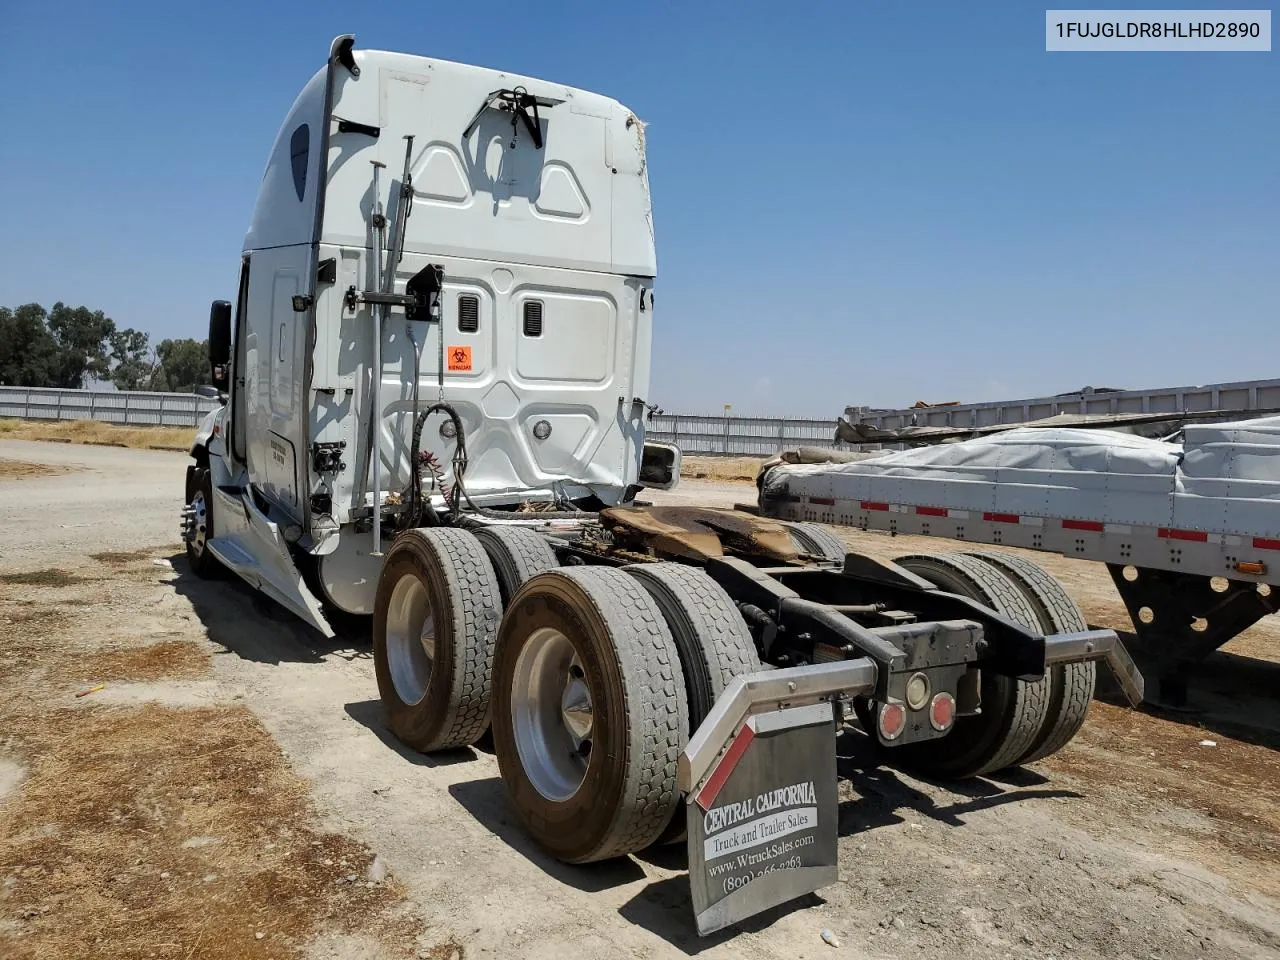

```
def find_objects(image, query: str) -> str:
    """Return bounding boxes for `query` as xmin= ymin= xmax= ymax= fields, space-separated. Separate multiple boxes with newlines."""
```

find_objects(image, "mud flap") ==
xmin=687 ymin=702 xmax=840 ymax=935
xmin=206 ymin=488 xmax=335 ymax=638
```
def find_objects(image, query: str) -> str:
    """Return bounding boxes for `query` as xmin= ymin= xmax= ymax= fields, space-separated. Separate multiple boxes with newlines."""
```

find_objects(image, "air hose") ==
xmin=404 ymin=403 xmax=587 ymax=527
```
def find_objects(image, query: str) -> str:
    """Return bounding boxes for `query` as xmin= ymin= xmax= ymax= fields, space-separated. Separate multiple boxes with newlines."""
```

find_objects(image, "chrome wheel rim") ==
xmin=188 ymin=491 xmax=208 ymax=556
xmin=511 ymin=627 xmax=593 ymax=802
xmin=385 ymin=574 xmax=436 ymax=706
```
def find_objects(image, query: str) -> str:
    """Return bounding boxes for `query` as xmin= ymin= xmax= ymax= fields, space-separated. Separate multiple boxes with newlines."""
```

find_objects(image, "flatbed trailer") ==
xmin=180 ymin=36 xmax=1143 ymax=935
xmin=759 ymin=419 xmax=1280 ymax=702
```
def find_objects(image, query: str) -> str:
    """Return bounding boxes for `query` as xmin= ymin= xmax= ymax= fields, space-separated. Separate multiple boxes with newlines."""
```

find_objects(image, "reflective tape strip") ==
xmin=1158 ymin=528 xmax=1209 ymax=543
xmin=915 ymin=506 xmax=948 ymax=517
xmin=983 ymin=512 xmax=1020 ymax=524
xmin=1104 ymin=523 xmax=1133 ymax=535
xmin=1021 ymin=516 xmax=1044 ymax=528
xmin=1253 ymin=537 xmax=1280 ymax=551
xmin=950 ymin=510 xmax=971 ymax=520
xmin=695 ymin=723 xmax=756 ymax=811
xmin=861 ymin=501 xmax=890 ymax=511
xmin=809 ymin=496 xmax=835 ymax=506
xmin=1063 ymin=519 xmax=1105 ymax=532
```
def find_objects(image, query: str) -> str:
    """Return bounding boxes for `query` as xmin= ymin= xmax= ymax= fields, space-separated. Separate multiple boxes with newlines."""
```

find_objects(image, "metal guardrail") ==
xmin=0 ymin=386 xmax=219 ymax=428
xmin=853 ymin=377 xmax=1280 ymax=431
xmin=648 ymin=413 xmax=845 ymax=456
xmin=0 ymin=386 xmax=844 ymax=456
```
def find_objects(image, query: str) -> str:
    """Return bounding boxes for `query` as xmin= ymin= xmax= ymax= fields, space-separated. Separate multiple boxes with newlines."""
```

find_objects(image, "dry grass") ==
xmin=0 ymin=569 xmax=94 ymax=588
xmin=0 ymin=704 xmax=416 ymax=960
xmin=680 ymin=455 xmax=766 ymax=482
xmin=0 ymin=418 xmax=193 ymax=452
xmin=0 ymin=459 xmax=73 ymax=480
xmin=0 ymin=559 xmax=424 ymax=959
xmin=75 ymin=641 xmax=210 ymax=684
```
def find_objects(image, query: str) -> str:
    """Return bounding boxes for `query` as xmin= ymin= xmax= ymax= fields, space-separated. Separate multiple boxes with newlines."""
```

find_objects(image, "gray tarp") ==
xmin=763 ymin=415 xmax=1280 ymax=538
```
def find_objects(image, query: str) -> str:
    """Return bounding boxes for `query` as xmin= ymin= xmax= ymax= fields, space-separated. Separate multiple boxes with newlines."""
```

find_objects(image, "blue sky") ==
xmin=0 ymin=1 xmax=1275 ymax=416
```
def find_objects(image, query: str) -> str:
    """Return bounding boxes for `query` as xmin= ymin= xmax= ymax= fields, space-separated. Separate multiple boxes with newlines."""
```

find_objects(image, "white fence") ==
xmin=0 ymin=386 xmax=219 ymax=427
xmin=0 ymin=386 xmax=845 ymax=456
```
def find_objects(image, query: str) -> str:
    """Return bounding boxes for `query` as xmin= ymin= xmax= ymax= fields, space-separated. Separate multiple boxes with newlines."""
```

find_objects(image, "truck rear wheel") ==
xmin=183 ymin=464 xmax=221 ymax=579
xmin=625 ymin=562 xmax=761 ymax=844
xmin=787 ymin=522 xmax=847 ymax=562
xmin=964 ymin=551 xmax=1096 ymax=764
xmin=473 ymin=526 xmax=559 ymax=606
xmin=492 ymin=567 xmax=688 ymax=863
xmin=372 ymin=528 xmax=501 ymax=752
xmin=889 ymin=554 xmax=1051 ymax=778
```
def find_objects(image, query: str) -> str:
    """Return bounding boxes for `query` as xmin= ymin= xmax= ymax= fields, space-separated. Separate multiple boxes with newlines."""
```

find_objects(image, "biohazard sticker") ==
xmin=447 ymin=346 xmax=473 ymax=372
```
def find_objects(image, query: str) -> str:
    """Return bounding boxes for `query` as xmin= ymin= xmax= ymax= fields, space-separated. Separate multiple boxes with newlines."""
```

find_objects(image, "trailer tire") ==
xmin=184 ymin=464 xmax=221 ymax=579
xmin=787 ymin=522 xmax=847 ymax=562
xmin=492 ymin=567 xmax=688 ymax=863
xmin=963 ymin=552 xmax=1096 ymax=764
xmin=474 ymin=526 xmax=560 ymax=606
xmin=888 ymin=553 xmax=1051 ymax=778
xmin=373 ymin=528 xmax=501 ymax=752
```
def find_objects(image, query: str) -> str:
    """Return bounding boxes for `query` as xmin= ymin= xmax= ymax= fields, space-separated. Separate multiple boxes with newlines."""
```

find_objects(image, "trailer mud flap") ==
xmin=687 ymin=702 xmax=839 ymax=935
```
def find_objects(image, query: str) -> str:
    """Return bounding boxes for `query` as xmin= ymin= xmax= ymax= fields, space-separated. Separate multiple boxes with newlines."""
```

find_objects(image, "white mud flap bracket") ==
xmin=680 ymin=659 xmax=876 ymax=935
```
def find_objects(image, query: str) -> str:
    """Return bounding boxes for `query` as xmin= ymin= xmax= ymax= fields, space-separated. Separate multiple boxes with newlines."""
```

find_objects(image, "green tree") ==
xmin=47 ymin=302 xmax=116 ymax=388
xmin=109 ymin=328 xmax=154 ymax=391
xmin=0 ymin=303 xmax=61 ymax=387
xmin=151 ymin=338 xmax=209 ymax=393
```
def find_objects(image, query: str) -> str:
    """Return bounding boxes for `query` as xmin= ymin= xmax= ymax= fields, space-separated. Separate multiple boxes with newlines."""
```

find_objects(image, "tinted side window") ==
xmin=289 ymin=124 xmax=310 ymax=202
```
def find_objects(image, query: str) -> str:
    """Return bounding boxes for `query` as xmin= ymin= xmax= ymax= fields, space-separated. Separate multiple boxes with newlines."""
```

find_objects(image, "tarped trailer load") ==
xmin=760 ymin=416 xmax=1280 ymax=700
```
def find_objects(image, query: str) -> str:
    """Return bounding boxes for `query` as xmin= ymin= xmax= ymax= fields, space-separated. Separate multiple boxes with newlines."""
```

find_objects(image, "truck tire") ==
xmin=625 ymin=563 xmax=761 ymax=729
xmin=373 ymin=528 xmax=501 ymax=752
xmin=889 ymin=553 xmax=1051 ymax=778
xmin=184 ymin=464 xmax=221 ymax=579
xmin=963 ymin=552 xmax=1096 ymax=764
xmin=474 ymin=526 xmax=559 ymax=606
xmin=787 ymin=522 xmax=847 ymax=562
xmin=624 ymin=562 xmax=761 ymax=846
xmin=492 ymin=567 xmax=688 ymax=863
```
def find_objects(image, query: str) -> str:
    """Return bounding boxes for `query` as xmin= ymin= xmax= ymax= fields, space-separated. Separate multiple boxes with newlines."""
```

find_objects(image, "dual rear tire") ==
xmin=372 ymin=528 xmax=751 ymax=863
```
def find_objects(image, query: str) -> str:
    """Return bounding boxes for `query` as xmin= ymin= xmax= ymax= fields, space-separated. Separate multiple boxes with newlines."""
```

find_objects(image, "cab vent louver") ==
xmin=523 ymin=300 xmax=544 ymax=337
xmin=458 ymin=295 xmax=479 ymax=332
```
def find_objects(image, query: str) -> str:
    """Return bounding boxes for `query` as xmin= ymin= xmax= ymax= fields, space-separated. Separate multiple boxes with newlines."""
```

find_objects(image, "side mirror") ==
xmin=208 ymin=300 xmax=232 ymax=392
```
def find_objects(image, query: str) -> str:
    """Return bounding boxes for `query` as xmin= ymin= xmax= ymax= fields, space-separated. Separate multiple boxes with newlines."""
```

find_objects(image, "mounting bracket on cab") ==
xmin=344 ymin=263 xmax=444 ymax=320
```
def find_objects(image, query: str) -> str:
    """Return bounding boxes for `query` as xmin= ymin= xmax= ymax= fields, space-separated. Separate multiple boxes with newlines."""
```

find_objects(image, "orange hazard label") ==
xmin=447 ymin=346 xmax=473 ymax=372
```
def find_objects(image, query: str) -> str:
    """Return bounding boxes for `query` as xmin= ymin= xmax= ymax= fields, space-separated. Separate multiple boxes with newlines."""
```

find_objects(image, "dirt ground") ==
xmin=0 ymin=442 xmax=1278 ymax=959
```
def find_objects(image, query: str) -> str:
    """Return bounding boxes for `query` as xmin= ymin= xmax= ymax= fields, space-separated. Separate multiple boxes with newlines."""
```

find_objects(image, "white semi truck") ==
xmin=183 ymin=36 xmax=1141 ymax=934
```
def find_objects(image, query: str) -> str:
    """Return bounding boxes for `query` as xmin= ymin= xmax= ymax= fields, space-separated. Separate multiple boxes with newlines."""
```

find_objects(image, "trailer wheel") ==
xmin=888 ymin=554 xmax=1051 ymax=778
xmin=373 ymin=528 xmax=501 ymax=752
xmin=183 ymin=464 xmax=221 ymax=579
xmin=963 ymin=552 xmax=1096 ymax=764
xmin=474 ymin=526 xmax=559 ymax=606
xmin=787 ymin=522 xmax=847 ymax=562
xmin=492 ymin=567 xmax=688 ymax=863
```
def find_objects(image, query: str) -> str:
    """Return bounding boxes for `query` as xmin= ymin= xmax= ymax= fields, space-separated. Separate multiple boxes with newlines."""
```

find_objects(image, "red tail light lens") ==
xmin=878 ymin=701 xmax=907 ymax=741
xmin=929 ymin=692 xmax=955 ymax=732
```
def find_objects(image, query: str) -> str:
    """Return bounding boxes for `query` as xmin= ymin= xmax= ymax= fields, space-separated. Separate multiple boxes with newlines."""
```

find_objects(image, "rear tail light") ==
xmin=878 ymin=701 xmax=907 ymax=741
xmin=929 ymin=692 xmax=956 ymax=732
